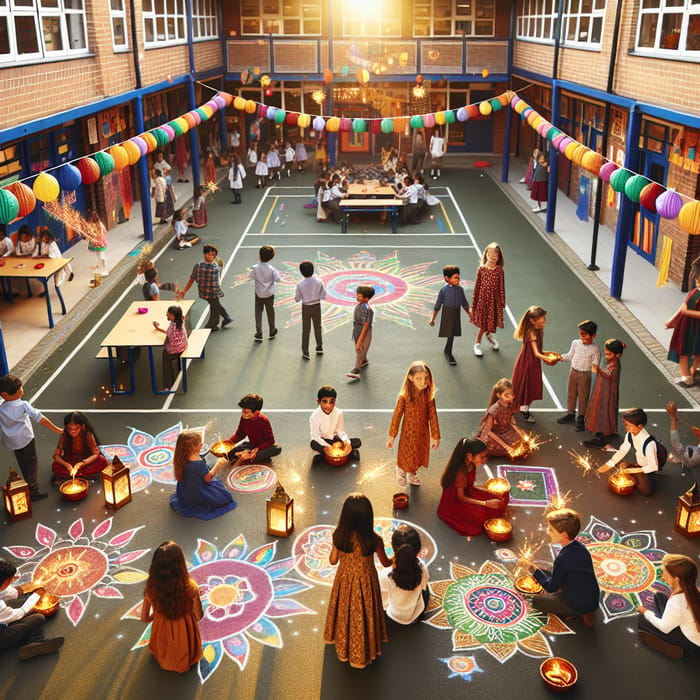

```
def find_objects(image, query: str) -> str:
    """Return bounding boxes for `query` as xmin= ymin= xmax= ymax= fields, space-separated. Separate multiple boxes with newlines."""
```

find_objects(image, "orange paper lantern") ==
xmin=140 ymin=132 xmax=158 ymax=153
xmin=233 ymin=96 xmax=247 ymax=111
xmin=6 ymin=181 xmax=36 ymax=218
xmin=564 ymin=141 xmax=580 ymax=161
xmin=571 ymin=144 xmax=589 ymax=166
xmin=324 ymin=68 xmax=334 ymax=84
xmin=182 ymin=112 xmax=197 ymax=129
xmin=122 ymin=140 xmax=142 ymax=165
xmin=245 ymin=100 xmax=257 ymax=114
xmin=679 ymin=200 xmax=700 ymax=235
xmin=326 ymin=117 xmax=340 ymax=132
xmin=581 ymin=150 xmax=604 ymax=175
xmin=33 ymin=172 xmax=60 ymax=202
xmin=109 ymin=145 xmax=129 ymax=171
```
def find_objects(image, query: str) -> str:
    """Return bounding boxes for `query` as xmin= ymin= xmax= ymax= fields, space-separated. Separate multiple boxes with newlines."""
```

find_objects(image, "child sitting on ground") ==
xmin=172 ymin=208 xmax=200 ymax=250
xmin=227 ymin=393 xmax=282 ymax=462
xmin=477 ymin=378 xmax=525 ymax=458
xmin=309 ymin=385 xmax=361 ymax=458
xmin=51 ymin=411 xmax=108 ymax=481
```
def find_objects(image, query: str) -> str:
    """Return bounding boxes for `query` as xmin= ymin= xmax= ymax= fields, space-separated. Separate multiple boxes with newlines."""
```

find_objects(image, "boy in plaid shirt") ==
xmin=181 ymin=245 xmax=232 ymax=331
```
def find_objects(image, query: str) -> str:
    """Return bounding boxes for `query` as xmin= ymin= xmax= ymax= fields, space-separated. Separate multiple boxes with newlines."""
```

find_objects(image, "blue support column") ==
xmin=610 ymin=106 xmax=642 ymax=299
xmin=0 ymin=322 xmax=9 ymax=375
xmin=133 ymin=95 xmax=153 ymax=242
xmin=501 ymin=104 xmax=512 ymax=182
xmin=187 ymin=77 xmax=202 ymax=186
xmin=544 ymin=82 xmax=561 ymax=233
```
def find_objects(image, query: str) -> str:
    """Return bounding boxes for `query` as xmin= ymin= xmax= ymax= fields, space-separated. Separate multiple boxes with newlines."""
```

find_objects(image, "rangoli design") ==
xmin=495 ymin=465 xmax=559 ymax=507
xmin=424 ymin=560 xmax=573 ymax=663
xmin=4 ymin=517 xmax=149 ymax=626
xmin=292 ymin=517 xmax=438 ymax=585
xmin=226 ymin=464 xmax=277 ymax=493
xmin=123 ymin=535 xmax=315 ymax=684
xmin=577 ymin=516 xmax=668 ymax=623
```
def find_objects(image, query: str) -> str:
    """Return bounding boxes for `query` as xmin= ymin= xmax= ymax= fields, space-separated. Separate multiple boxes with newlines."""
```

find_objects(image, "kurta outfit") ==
xmin=437 ymin=468 xmax=509 ymax=536
xmin=668 ymin=288 xmax=700 ymax=363
xmin=388 ymin=392 xmax=440 ymax=474
xmin=584 ymin=362 xmax=620 ymax=436
xmin=471 ymin=265 xmax=505 ymax=335
xmin=51 ymin=431 xmax=108 ymax=478
xmin=512 ymin=329 xmax=543 ymax=407
xmin=477 ymin=401 xmax=521 ymax=457
xmin=434 ymin=284 xmax=470 ymax=337
xmin=170 ymin=459 xmax=237 ymax=520
xmin=142 ymin=578 xmax=204 ymax=672
xmin=324 ymin=536 xmax=387 ymax=668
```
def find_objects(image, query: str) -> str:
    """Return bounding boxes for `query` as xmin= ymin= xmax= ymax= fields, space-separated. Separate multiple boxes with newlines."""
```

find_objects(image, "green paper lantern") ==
xmin=381 ymin=118 xmax=394 ymax=133
xmin=409 ymin=115 xmax=423 ymax=129
xmin=195 ymin=107 xmax=209 ymax=122
xmin=94 ymin=151 xmax=115 ymax=176
xmin=0 ymin=188 xmax=20 ymax=224
xmin=546 ymin=126 xmax=561 ymax=141
xmin=489 ymin=98 xmax=503 ymax=112
xmin=152 ymin=128 xmax=169 ymax=147
xmin=168 ymin=120 xmax=184 ymax=137
xmin=352 ymin=118 xmax=367 ymax=133
xmin=624 ymin=174 xmax=651 ymax=203
xmin=445 ymin=110 xmax=456 ymax=124
xmin=609 ymin=168 xmax=633 ymax=193
xmin=274 ymin=110 xmax=287 ymax=124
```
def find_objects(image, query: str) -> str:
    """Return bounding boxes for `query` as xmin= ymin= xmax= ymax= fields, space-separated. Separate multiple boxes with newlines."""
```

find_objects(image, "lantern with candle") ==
xmin=3 ymin=469 xmax=32 ymax=521
xmin=101 ymin=455 xmax=132 ymax=509
xmin=485 ymin=477 xmax=511 ymax=500
xmin=674 ymin=492 xmax=700 ymax=538
xmin=266 ymin=481 xmax=294 ymax=537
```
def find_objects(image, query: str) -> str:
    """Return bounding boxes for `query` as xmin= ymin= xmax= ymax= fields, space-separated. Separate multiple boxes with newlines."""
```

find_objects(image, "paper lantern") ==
xmin=624 ymin=174 xmax=651 ymax=203
xmin=256 ymin=103 xmax=267 ymax=118
xmin=445 ymin=110 xmax=456 ymax=124
xmin=298 ymin=113 xmax=311 ymax=129
xmin=122 ymin=140 xmax=142 ymax=165
xmin=526 ymin=110 xmax=540 ymax=126
xmin=571 ymin=144 xmax=589 ymax=166
xmin=511 ymin=95 xmax=522 ymax=109
xmin=609 ymin=168 xmax=633 ymax=192
xmin=160 ymin=124 xmax=175 ymax=141
xmin=557 ymin=136 xmax=574 ymax=154
xmin=639 ymin=182 xmax=665 ymax=212
xmin=167 ymin=120 xmax=184 ymax=137
xmin=6 ymin=181 xmax=36 ymax=218
xmin=467 ymin=104 xmax=481 ymax=120
xmin=140 ymin=132 xmax=158 ymax=153
xmin=490 ymin=98 xmax=503 ymax=112
xmin=552 ymin=133 xmax=567 ymax=150
xmin=313 ymin=116 xmax=325 ymax=132
xmin=679 ymin=201 xmax=700 ymax=235
xmin=339 ymin=117 xmax=351 ymax=132
xmin=176 ymin=116 xmax=190 ymax=133
xmin=188 ymin=110 xmax=202 ymax=125
xmin=435 ymin=111 xmax=446 ymax=125
xmin=393 ymin=116 xmax=407 ymax=133
xmin=352 ymin=118 xmax=367 ymax=132
xmin=456 ymin=107 xmax=468 ymax=121
xmin=266 ymin=106 xmax=277 ymax=120
xmin=0 ymin=188 xmax=19 ymax=223
xmin=479 ymin=101 xmax=492 ymax=116
xmin=245 ymin=99 xmax=257 ymax=114
xmin=599 ymin=161 xmax=618 ymax=182
xmin=423 ymin=113 xmax=436 ymax=128
xmin=409 ymin=115 xmax=423 ymax=129
xmin=537 ymin=121 xmax=551 ymax=138
xmin=581 ymin=150 xmax=604 ymax=175
xmin=324 ymin=68 xmax=334 ymax=84
xmin=153 ymin=128 xmax=169 ymax=147
xmin=108 ymin=145 xmax=129 ymax=171
xmin=182 ymin=112 xmax=197 ymax=128
xmin=94 ymin=151 xmax=115 ymax=176
xmin=564 ymin=141 xmax=580 ymax=161
xmin=57 ymin=163 xmax=82 ymax=190
xmin=33 ymin=172 xmax=61 ymax=202
xmin=546 ymin=126 xmax=561 ymax=141
xmin=514 ymin=100 xmax=529 ymax=115
xmin=370 ymin=119 xmax=381 ymax=134
xmin=357 ymin=68 xmax=369 ymax=84
xmin=234 ymin=96 xmax=247 ymax=111
xmin=656 ymin=189 xmax=683 ymax=219
xmin=326 ymin=117 xmax=340 ymax=132
xmin=213 ymin=94 xmax=228 ymax=109
xmin=381 ymin=118 xmax=394 ymax=133
xmin=195 ymin=107 xmax=210 ymax=121
xmin=77 ymin=157 xmax=101 ymax=184
xmin=285 ymin=112 xmax=298 ymax=126
xmin=498 ymin=93 xmax=511 ymax=107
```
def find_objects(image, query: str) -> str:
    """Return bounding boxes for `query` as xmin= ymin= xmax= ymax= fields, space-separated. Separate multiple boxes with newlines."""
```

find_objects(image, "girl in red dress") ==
xmin=51 ymin=411 xmax=108 ymax=481
xmin=437 ymin=437 xmax=509 ymax=536
xmin=584 ymin=338 xmax=625 ymax=447
xmin=471 ymin=242 xmax=506 ymax=357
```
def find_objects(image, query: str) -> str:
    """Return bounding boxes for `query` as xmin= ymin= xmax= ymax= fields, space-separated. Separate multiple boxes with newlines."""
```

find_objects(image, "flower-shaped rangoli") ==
xmin=424 ymin=560 xmax=573 ymax=663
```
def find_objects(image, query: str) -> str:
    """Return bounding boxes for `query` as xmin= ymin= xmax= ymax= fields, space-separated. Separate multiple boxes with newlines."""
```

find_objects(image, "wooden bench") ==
xmin=339 ymin=198 xmax=403 ymax=233
xmin=179 ymin=327 xmax=211 ymax=392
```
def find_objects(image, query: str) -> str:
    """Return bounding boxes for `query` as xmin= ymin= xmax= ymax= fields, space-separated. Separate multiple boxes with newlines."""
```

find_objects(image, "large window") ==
xmin=414 ymin=0 xmax=496 ymax=37
xmin=240 ymin=0 xmax=322 ymax=36
xmin=516 ymin=0 xmax=558 ymax=41
xmin=562 ymin=0 xmax=605 ymax=46
xmin=0 ymin=0 xmax=88 ymax=63
xmin=636 ymin=0 xmax=700 ymax=56
xmin=110 ymin=0 xmax=127 ymax=49
xmin=192 ymin=0 xmax=217 ymax=40
xmin=143 ymin=0 xmax=186 ymax=46
xmin=343 ymin=0 xmax=401 ymax=36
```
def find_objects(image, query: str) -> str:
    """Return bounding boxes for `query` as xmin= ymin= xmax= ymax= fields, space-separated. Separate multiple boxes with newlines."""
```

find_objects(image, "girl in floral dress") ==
xmin=471 ymin=242 xmax=506 ymax=357
xmin=477 ymin=378 xmax=525 ymax=457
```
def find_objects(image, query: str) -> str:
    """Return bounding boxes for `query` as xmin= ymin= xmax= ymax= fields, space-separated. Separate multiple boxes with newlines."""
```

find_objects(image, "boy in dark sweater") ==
xmin=228 ymin=393 xmax=282 ymax=462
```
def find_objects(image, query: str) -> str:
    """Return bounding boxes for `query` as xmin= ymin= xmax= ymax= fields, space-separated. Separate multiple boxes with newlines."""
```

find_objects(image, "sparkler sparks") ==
xmin=507 ymin=432 xmax=544 ymax=460
xmin=545 ymin=489 xmax=579 ymax=512
xmin=357 ymin=458 xmax=395 ymax=485
xmin=568 ymin=449 xmax=600 ymax=479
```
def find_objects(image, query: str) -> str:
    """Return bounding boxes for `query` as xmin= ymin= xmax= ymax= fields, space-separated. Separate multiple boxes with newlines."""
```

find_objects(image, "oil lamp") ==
xmin=3 ymin=469 xmax=32 ymax=521
xmin=608 ymin=467 xmax=635 ymax=496
xmin=485 ymin=477 xmax=511 ymax=499
xmin=266 ymin=481 xmax=294 ymax=537
xmin=101 ymin=455 xmax=132 ymax=509
xmin=484 ymin=518 xmax=512 ymax=542
xmin=674 ymin=492 xmax=700 ymax=538
xmin=539 ymin=657 xmax=578 ymax=690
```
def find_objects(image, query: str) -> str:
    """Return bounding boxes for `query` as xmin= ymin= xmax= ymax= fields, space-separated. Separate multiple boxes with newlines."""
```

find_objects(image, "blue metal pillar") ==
xmin=501 ymin=104 xmax=512 ymax=183
xmin=133 ymin=95 xmax=153 ymax=242
xmin=610 ymin=106 xmax=642 ymax=299
xmin=0 ymin=322 xmax=9 ymax=375
xmin=544 ymin=82 xmax=561 ymax=233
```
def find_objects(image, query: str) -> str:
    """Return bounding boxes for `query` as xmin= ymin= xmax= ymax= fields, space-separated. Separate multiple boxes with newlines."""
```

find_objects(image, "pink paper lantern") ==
xmin=423 ymin=113 xmax=436 ymax=128
xmin=599 ymin=161 xmax=619 ymax=182
xmin=557 ymin=137 xmax=574 ymax=154
xmin=552 ymin=133 xmax=567 ymax=150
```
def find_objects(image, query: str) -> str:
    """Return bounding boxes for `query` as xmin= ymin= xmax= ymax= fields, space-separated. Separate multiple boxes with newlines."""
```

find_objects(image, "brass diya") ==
xmin=515 ymin=574 xmax=544 ymax=595
xmin=485 ymin=477 xmax=511 ymax=499
xmin=542 ymin=351 xmax=560 ymax=366
xmin=33 ymin=592 xmax=60 ymax=617
xmin=484 ymin=517 xmax=513 ymax=542
xmin=209 ymin=440 xmax=234 ymax=458
xmin=59 ymin=478 xmax=89 ymax=501
xmin=323 ymin=441 xmax=352 ymax=466
xmin=539 ymin=657 xmax=578 ymax=691
xmin=608 ymin=466 xmax=635 ymax=496
xmin=392 ymin=492 xmax=409 ymax=510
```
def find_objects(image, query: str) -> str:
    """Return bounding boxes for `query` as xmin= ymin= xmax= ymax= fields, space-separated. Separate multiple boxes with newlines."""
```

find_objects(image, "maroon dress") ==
xmin=477 ymin=401 xmax=522 ymax=457
xmin=437 ymin=468 xmax=509 ymax=536
xmin=52 ymin=431 xmax=108 ymax=478
xmin=471 ymin=265 xmax=505 ymax=334
xmin=584 ymin=363 xmax=620 ymax=436
xmin=511 ymin=329 xmax=543 ymax=407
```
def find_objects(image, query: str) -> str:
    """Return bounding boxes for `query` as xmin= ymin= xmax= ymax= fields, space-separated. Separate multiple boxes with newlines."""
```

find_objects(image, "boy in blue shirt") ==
xmin=295 ymin=260 xmax=326 ymax=360
xmin=251 ymin=244 xmax=281 ymax=341
xmin=429 ymin=265 xmax=471 ymax=366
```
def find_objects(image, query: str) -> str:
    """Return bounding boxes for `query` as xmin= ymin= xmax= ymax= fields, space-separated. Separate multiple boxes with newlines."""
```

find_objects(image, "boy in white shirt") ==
xmin=309 ymin=386 xmax=361 ymax=458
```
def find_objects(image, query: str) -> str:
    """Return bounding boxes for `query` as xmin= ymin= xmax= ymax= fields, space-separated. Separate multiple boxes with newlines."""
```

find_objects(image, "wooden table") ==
xmin=339 ymin=198 xmax=404 ymax=233
xmin=98 ymin=300 xmax=194 ymax=394
xmin=0 ymin=256 xmax=73 ymax=328
xmin=346 ymin=182 xmax=397 ymax=199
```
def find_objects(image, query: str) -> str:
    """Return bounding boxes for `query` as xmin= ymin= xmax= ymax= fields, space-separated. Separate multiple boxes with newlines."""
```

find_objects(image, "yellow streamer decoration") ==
xmin=656 ymin=235 xmax=672 ymax=287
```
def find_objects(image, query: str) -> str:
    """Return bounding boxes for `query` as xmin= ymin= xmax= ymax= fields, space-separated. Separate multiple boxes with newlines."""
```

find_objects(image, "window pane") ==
xmin=67 ymin=13 xmax=85 ymax=49
xmin=638 ymin=14 xmax=657 ymax=47
xmin=15 ymin=15 xmax=38 ymax=53
xmin=42 ymin=16 xmax=62 ymax=51
xmin=0 ymin=17 xmax=9 ymax=54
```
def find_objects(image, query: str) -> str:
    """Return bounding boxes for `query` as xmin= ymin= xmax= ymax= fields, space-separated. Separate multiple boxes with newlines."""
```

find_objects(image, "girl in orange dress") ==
xmin=141 ymin=541 xmax=203 ymax=673
xmin=324 ymin=493 xmax=391 ymax=668
xmin=387 ymin=361 xmax=440 ymax=488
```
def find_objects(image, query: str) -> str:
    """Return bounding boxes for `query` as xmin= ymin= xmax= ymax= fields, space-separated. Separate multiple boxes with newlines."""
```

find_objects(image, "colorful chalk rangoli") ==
xmin=101 ymin=424 xmax=208 ymax=493
xmin=577 ymin=516 xmax=668 ymax=623
xmin=424 ymin=560 xmax=574 ymax=663
xmin=123 ymin=535 xmax=315 ymax=684
xmin=495 ymin=465 xmax=559 ymax=507
xmin=225 ymin=464 xmax=277 ymax=493
xmin=440 ymin=655 xmax=485 ymax=682
xmin=292 ymin=517 xmax=438 ymax=585
xmin=3 ymin=517 xmax=149 ymax=626
xmin=232 ymin=250 xmax=454 ymax=331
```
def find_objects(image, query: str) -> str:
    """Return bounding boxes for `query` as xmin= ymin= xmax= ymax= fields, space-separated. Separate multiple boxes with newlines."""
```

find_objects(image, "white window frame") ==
xmin=192 ymin=0 xmax=218 ymax=40
xmin=413 ymin=0 xmax=496 ymax=38
xmin=0 ymin=0 xmax=89 ymax=64
xmin=240 ymin=0 xmax=322 ymax=36
xmin=635 ymin=0 xmax=700 ymax=59
xmin=516 ymin=0 xmax=558 ymax=44
xmin=109 ymin=0 xmax=128 ymax=50
xmin=143 ymin=0 xmax=187 ymax=47
xmin=561 ymin=0 xmax=605 ymax=48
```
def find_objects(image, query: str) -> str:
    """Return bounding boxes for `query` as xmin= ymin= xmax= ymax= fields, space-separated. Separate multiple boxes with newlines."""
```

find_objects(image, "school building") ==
xmin=1 ymin=1 xmax=699 ymax=292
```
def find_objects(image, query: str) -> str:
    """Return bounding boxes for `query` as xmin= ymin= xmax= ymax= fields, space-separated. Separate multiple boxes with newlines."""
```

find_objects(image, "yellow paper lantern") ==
xmin=109 ymin=145 xmax=129 ymax=171
xmin=531 ymin=115 xmax=544 ymax=130
xmin=245 ymin=100 xmax=257 ymax=114
xmin=326 ymin=116 xmax=341 ymax=132
xmin=200 ymin=104 xmax=214 ymax=119
xmin=33 ymin=172 xmax=60 ymax=202
xmin=564 ymin=141 xmax=580 ymax=161
xmin=140 ymin=132 xmax=157 ymax=153
xmin=122 ymin=140 xmax=142 ymax=165
xmin=581 ymin=150 xmax=604 ymax=175
xmin=260 ymin=74 xmax=271 ymax=87
xmin=572 ymin=144 xmax=588 ymax=166
xmin=679 ymin=200 xmax=700 ymax=235
xmin=298 ymin=113 xmax=311 ymax=129
xmin=435 ymin=111 xmax=446 ymax=125
xmin=481 ymin=68 xmax=489 ymax=78
xmin=514 ymin=100 xmax=529 ymax=115
xmin=357 ymin=68 xmax=370 ymax=84
xmin=234 ymin=96 xmax=247 ymax=111
xmin=479 ymin=101 xmax=492 ymax=116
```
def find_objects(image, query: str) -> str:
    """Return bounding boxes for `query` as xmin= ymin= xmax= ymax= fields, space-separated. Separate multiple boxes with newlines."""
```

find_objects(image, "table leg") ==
xmin=106 ymin=347 xmax=136 ymax=395
xmin=341 ymin=213 xmax=347 ymax=234
xmin=42 ymin=281 xmax=55 ymax=328
xmin=149 ymin=345 xmax=175 ymax=395
xmin=54 ymin=278 xmax=67 ymax=315
xmin=391 ymin=207 xmax=398 ymax=233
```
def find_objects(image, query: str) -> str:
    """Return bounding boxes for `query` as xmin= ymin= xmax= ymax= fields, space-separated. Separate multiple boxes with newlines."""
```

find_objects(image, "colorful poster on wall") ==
xmin=577 ymin=175 xmax=591 ymax=222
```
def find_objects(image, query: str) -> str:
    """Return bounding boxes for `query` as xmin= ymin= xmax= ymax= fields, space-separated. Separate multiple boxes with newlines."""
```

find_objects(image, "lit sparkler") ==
xmin=357 ymin=458 xmax=395 ymax=485
xmin=545 ymin=489 xmax=579 ymax=512
xmin=568 ymin=449 xmax=600 ymax=479
xmin=508 ymin=432 xmax=544 ymax=460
